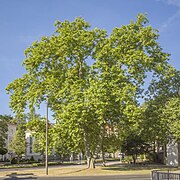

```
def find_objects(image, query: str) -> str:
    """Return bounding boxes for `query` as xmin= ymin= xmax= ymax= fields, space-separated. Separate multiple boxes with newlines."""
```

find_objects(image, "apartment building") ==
xmin=25 ymin=129 xmax=42 ymax=161
xmin=1 ymin=122 xmax=180 ymax=166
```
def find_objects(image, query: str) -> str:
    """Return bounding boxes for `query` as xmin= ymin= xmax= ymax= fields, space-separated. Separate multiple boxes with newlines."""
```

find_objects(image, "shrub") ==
xmin=11 ymin=157 xmax=17 ymax=164
xmin=30 ymin=156 xmax=35 ymax=162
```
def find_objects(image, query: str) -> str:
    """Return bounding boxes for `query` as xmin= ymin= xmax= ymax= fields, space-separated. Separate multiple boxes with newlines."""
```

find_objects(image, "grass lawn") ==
xmin=0 ymin=164 xmax=179 ymax=177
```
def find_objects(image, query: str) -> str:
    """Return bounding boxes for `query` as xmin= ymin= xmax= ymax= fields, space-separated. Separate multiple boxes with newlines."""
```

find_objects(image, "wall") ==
xmin=166 ymin=141 xmax=179 ymax=167
xmin=25 ymin=130 xmax=41 ymax=161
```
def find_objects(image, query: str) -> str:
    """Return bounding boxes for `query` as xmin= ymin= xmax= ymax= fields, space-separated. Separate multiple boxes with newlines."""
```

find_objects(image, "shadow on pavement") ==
xmin=3 ymin=172 xmax=37 ymax=180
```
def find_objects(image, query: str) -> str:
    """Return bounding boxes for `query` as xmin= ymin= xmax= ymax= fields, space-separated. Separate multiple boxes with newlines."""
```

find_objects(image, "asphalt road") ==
xmin=0 ymin=174 xmax=151 ymax=180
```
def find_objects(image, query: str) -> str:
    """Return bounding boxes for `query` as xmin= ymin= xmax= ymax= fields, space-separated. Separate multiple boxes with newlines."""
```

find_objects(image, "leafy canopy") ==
xmin=6 ymin=14 xmax=173 ymax=161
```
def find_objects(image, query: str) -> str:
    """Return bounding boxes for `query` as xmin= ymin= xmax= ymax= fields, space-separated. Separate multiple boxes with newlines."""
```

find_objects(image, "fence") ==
xmin=152 ymin=170 xmax=180 ymax=180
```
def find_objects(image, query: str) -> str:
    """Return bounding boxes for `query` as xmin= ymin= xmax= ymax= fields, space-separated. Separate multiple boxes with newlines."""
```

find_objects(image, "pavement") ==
xmin=0 ymin=174 xmax=151 ymax=180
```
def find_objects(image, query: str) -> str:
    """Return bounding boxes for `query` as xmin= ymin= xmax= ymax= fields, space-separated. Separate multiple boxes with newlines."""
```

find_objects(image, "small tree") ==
xmin=0 ymin=116 xmax=9 ymax=151
xmin=9 ymin=122 xmax=26 ymax=164
xmin=141 ymin=69 xmax=180 ymax=162
xmin=121 ymin=133 xmax=150 ymax=164
xmin=0 ymin=115 xmax=11 ymax=160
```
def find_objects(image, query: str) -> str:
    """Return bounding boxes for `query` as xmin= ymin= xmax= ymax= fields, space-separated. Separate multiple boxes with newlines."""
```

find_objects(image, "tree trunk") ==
xmin=132 ymin=155 xmax=136 ymax=164
xmin=163 ymin=144 xmax=167 ymax=165
xmin=113 ymin=152 xmax=115 ymax=159
xmin=102 ymin=152 xmax=106 ymax=167
xmin=17 ymin=155 xmax=20 ymax=164
xmin=87 ymin=157 xmax=95 ymax=168
xmin=84 ymin=130 xmax=95 ymax=168
xmin=79 ymin=59 xmax=95 ymax=168
xmin=101 ymin=126 xmax=106 ymax=167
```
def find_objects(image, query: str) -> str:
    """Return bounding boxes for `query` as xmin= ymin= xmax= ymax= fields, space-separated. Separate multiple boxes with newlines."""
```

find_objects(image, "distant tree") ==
xmin=9 ymin=122 xmax=26 ymax=164
xmin=140 ymin=100 xmax=169 ymax=158
xmin=156 ymin=71 xmax=180 ymax=141
xmin=0 ymin=115 xmax=12 ymax=160
xmin=140 ymin=69 xmax=180 ymax=162
xmin=163 ymin=96 xmax=180 ymax=141
xmin=121 ymin=133 xmax=150 ymax=164
xmin=52 ymin=125 xmax=76 ymax=162
xmin=148 ymin=69 xmax=179 ymax=131
xmin=105 ymin=134 xmax=120 ymax=156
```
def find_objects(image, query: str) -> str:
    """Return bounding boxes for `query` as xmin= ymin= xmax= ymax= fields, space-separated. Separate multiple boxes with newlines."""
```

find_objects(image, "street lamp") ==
xmin=45 ymin=97 xmax=48 ymax=175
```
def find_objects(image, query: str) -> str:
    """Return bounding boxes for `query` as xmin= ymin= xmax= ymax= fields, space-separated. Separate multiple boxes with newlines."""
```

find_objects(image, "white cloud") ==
xmin=157 ymin=0 xmax=180 ymax=7
xmin=160 ymin=10 xmax=180 ymax=31
xmin=165 ymin=0 xmax=180 ymax=7
xmin=19 ymin=34 xmax=45 ymax=45
xmin=156 ymin=0 xmax=180 ymax=31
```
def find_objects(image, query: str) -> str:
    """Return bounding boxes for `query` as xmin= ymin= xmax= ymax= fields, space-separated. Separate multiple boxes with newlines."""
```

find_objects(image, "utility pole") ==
xmin=45 ymin=97 xmax=48 ymax=175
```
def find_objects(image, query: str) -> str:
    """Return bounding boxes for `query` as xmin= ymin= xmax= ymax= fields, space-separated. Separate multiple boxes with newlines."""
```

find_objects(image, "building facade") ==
xmin=166 ymin=141 xmax=180 ymax=167
xmin=2 ymin=123 xmax=180 ymax=165
xmin=25 ymin=130 xmax=42 ymax=161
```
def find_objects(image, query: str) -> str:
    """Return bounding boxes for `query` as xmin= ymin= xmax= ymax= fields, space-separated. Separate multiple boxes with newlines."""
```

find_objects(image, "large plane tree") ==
xmin=6 ymin=14 xmax=172 ymax=168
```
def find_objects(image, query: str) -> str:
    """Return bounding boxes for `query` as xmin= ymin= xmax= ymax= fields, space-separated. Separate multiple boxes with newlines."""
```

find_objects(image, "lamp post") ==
xmin=45 ymin=97 xmax=48 ymax=175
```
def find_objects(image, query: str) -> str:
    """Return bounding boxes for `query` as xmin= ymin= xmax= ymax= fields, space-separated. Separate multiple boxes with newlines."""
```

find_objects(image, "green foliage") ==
xmin=148 ymin=69 xmax=180 ymax=100
xmin=104 ymin=134 xmax=120 ymax=154
xmin=0 ymin=148 xmax=7 ymax=156
xmin=26 ymin=116 xmax=53 ymax=155
xmin=141 ymin=69 xmax=180 ymax=144
xmin=0 ymin=114 xmax=13 ymax=121
xmin=163 ymin=96 xmax=180 ymax=141
xmin=140 ymin=100 xmax=169 ymax=144
xmin=6 ymin=14 xmax=173 ymax=166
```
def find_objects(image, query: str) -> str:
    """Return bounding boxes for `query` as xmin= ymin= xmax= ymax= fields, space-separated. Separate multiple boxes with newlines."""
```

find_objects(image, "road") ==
xmin=0 ymin=174 xmax=151 ymax=180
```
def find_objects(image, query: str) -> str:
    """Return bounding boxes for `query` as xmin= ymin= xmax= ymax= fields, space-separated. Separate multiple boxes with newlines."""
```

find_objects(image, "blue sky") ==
xmin=0 ymin=0 xmax=180 ymax=119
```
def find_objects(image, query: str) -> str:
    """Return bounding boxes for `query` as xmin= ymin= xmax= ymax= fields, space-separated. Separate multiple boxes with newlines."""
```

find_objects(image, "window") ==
xmin=29 ymin=147 xmax=32 ymax=154
xmin=10 ymin=129 xmax=13 ymax=135
xmin=29 ymin=136 xmax=33 ymax=145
